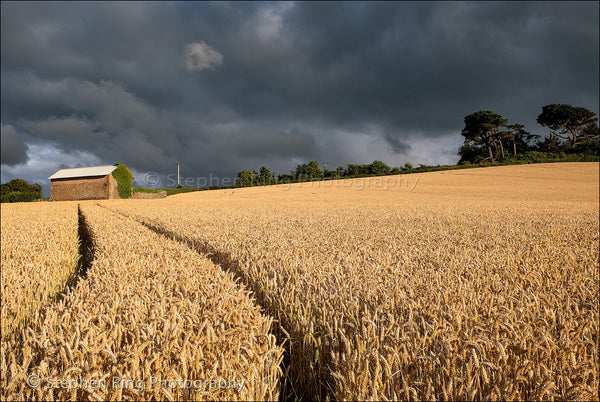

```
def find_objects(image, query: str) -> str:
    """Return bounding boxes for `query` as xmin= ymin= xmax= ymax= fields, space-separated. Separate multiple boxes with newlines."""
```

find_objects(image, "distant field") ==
xmin=2 ymin=162 xmax=598 ymax=401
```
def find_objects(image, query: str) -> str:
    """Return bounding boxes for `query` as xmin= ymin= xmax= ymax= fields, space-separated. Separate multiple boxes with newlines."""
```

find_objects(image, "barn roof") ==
xmin=48 ymin=165 xmax=118 ymax=180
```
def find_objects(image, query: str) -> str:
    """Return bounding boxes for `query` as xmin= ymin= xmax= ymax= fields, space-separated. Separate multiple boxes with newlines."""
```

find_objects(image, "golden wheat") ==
xmin=1 ymin=203 xmax=283 ymax=401
xmin=103 ymin=162 xmax=599 ymax=401
xmin=0 ymin=202 xmax=79 ymax=339
xmin=2 ymin=162 xmax=597 ymax=401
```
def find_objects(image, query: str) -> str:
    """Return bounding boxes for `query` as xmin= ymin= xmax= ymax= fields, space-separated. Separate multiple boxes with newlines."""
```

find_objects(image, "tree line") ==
xmin=236 ymin=160 xmax=421 ymax=187
xmin=1 ymin=179 xmax=43 ymax=203
xmin=459 ymin=103 xmax=599 ymax=164
xmin=237 ymin=103 xmax=598 ymax=188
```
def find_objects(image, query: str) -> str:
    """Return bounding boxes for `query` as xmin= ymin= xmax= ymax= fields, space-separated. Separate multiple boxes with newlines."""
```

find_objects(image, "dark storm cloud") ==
xmin=383 ymin=131 xmax=412 ymax=154
xmin=1 ymin=124 xmax=29 ymax=166
xmin=235 ymin=129 xmax=319 ymax=159
xmin=1 ymin=1 xmax=598 ymax=192
xmin=282 ymin=1 xmax=599 ymax=130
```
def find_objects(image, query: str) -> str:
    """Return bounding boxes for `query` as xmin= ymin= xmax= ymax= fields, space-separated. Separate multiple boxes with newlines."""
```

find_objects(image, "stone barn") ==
xmin=48 ymin=165 xmax=120 ymax=201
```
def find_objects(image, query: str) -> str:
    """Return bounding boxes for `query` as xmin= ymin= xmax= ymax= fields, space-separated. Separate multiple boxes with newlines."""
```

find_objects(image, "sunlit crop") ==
xmin=1 ymin=204 xmax=282 ymax=401
xmin=0 ymin=202 xmax=79 ymax=339
xmin=107 ymin=162 xmax=599 ymax=401
xmin=1 ymin=162 xmax=598 ymax=401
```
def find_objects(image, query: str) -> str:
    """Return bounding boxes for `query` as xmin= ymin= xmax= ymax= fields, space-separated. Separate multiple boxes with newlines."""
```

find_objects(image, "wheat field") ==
xmin=105 ymin=162 xmax=599 ymax=401
xmin=1 ymin=202 xmax=79 ymax=340
xmin=1 ymin=162 xmax=598 ymax=401
xmin=1 ymin=204 xmax=282 ymax=401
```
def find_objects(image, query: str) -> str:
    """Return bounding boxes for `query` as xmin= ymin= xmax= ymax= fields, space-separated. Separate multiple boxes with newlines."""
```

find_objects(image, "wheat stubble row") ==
xmin=1 ymin=204 xmax=282 ymax=401
xmin=106 ymin=163 xmax=599 ymax=401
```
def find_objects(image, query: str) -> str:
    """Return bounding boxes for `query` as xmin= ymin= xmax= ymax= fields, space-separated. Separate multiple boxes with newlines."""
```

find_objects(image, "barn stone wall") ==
xmin=107 ymin=174 xmax=119 ymax=199
xmin=50 ymin=175 xmax=120 ymax=201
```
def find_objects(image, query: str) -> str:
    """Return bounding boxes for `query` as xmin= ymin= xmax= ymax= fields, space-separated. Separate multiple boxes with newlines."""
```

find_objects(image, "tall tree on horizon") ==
xmin=461 ymin=110 xmax=508 ymax=163
xmin=537 ymin=104 xmax=598 ymax=148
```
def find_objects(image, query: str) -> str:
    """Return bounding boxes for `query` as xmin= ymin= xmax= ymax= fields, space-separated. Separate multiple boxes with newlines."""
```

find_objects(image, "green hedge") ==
xmin=1 ymin=191 xmax=42 ymax=203
xmin=165 ymin=187 xmax=199 ymax=196
xmin=112 ymin=164 xmax=133 ymax=199
xmin=132 ymin=187 xmax=163 ymax=193
xmin=505 ymin=151 xmax=600 ymax=164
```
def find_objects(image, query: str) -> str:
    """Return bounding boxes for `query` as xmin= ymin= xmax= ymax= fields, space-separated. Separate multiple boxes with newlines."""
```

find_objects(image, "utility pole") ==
xmin=177 ymin=162 xmax=180 ymax=187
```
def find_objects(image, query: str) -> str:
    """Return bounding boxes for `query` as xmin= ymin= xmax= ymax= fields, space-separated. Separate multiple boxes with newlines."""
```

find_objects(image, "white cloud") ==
xmin=402 ymin=134 xmax=462 ymax=166
xmin=256 ymin=5 xmax=284 ymax=42
xmin=182 ymin=41 xmax=223 ymax=72
xmin=250 ymin=2 xmax=296 ymax=50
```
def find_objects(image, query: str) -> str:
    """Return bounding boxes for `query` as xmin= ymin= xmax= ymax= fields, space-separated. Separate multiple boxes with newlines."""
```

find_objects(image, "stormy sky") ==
xmin=1 ymin=1 xmax=598 ymax=195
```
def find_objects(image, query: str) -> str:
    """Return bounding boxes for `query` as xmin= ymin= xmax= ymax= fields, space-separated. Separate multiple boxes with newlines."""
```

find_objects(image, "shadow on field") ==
xmin=53 ymin=205 xmax=97 ymax=303
xmin=99 ymin=204 xmax=331 ymax=402
xmin=75 ymin=205 xmax=96 ymax=281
